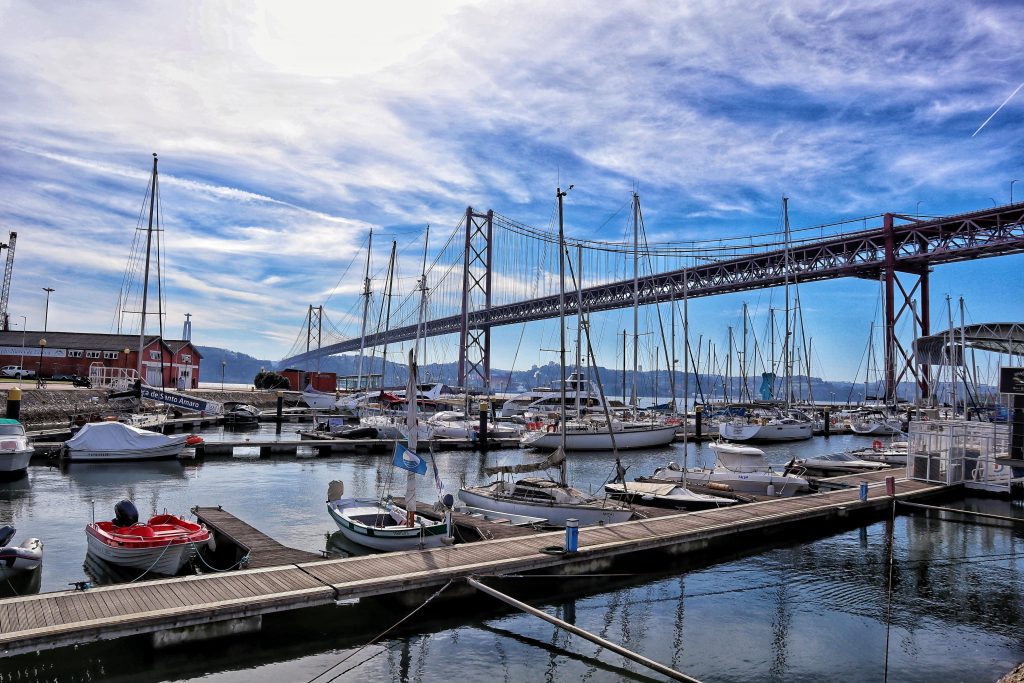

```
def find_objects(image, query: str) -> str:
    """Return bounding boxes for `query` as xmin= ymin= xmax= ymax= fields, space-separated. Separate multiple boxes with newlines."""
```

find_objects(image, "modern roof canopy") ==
xmin=913 ymin=323 xmax=1024 ymax=365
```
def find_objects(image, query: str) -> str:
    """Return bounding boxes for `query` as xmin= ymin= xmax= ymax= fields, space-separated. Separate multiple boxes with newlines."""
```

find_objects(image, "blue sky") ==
xmin=0 ymin=0 xmax=1021 ymax=384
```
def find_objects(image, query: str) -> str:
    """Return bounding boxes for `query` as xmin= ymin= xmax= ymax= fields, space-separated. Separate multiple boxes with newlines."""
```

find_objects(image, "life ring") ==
xmin=872 ymin=440 xmax=883 ymax=451
xmin=185 ymin=434 xmax=204 ymax=447
xmin=546 ymin=424 xmax=557 ymax=433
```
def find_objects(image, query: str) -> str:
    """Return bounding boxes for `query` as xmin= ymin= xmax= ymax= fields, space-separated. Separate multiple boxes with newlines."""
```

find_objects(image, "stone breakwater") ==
xmin=0 ymin=388 xmax=301 ymax=429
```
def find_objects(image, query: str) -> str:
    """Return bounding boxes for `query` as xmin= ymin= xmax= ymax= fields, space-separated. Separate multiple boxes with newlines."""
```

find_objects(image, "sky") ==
xmin=0 ymin=0 xmax=1021 ymax=385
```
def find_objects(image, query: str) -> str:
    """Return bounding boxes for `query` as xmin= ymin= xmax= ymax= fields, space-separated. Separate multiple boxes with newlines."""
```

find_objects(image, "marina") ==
xmin=0 ymin=469 xmax=949 ymax=657
xmin=2 ymin=5 xmax=1024 ymax=680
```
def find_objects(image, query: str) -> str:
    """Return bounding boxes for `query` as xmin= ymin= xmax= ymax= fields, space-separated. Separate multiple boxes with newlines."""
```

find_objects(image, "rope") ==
xmin=125 ymin=538 xmax=176 ymax=583
xmin=882 ymin=498 xmax=896 ymax=683
xmin=307 ymin=579 xmax=454 ymax=683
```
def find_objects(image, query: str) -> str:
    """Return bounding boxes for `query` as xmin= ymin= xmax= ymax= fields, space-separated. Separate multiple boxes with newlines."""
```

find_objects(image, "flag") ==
xmin=392 ymin=443 xmax=428 ymax=475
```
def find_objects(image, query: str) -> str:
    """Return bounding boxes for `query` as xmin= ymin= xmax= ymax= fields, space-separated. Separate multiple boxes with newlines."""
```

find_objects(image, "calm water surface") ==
xmin=2 ymin=425 xmax=1023 ymax=682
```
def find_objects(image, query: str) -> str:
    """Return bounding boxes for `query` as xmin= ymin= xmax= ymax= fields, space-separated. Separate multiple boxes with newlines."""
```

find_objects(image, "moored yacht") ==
xmin=646 ymin=442 xmax=810 ymax=496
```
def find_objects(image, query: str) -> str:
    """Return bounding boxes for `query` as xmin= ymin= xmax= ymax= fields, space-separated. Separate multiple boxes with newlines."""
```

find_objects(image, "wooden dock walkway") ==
xmin=0 ymin=475 xmax=950 ymax=657
xmin=192 ymin=506 xmax=321 ymax=569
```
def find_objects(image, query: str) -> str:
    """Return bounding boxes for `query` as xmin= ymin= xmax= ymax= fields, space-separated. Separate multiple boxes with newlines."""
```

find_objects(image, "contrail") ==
xmin=972 ymin=81 xmax=1024 ymax=137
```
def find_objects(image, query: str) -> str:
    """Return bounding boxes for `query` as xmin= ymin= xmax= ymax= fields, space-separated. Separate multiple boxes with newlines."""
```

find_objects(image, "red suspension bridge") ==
xmin=280 ymin=202 xmax=1024 ymax=402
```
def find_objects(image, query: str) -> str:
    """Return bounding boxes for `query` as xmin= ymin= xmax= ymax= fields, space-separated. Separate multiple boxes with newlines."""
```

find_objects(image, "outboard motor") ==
xmin=0 ymin=525 xmax=15 ymax=547
xmin=113 ymin=500 xmax=139 ymax=527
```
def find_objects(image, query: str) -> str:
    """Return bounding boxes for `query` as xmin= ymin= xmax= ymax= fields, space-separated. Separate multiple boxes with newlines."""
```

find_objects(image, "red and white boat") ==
xmin=85 ymin=501 xmax=211 ymax=576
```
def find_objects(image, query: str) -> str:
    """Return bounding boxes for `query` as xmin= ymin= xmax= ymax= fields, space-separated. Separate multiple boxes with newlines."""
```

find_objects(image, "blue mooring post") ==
xmin=859 ymin=481 xmax=868 ymax=502
xmin=565 ymin=518 xmax=579 ymax=552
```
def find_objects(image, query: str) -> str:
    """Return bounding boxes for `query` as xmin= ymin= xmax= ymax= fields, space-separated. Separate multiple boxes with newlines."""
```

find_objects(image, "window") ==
xmin=149 ymin=351 xmax=160 ymax=360
xmin=85 ymin=351 xmax=101 ymax=359
xmin=67 ymin=350 xmax=83 ymax=358
xmin=181 ymin=354 xmax=191 ymax=363
xmin=103 ymin=351 xmax=118 ymax=359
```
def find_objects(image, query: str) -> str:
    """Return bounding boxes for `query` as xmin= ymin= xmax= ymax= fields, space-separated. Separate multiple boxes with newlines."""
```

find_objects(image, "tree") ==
xmin=254 ymin=371 xmax=290 ymax=390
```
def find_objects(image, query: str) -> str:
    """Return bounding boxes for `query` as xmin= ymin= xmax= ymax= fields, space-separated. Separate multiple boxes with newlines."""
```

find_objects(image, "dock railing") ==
xmin=907 ymin=420 xmax=1017 ymax=492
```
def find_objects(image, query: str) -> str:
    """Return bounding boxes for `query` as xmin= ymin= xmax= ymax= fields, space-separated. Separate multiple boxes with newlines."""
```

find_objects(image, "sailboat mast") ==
xmin=356 ymin=229 xmax=373 ymax=391
xmin=742 ymin=303 xmax=749 ymax=402
xmin=418 ymin=226 xmax=430 ymax=375
xmin=138 ymin=153 xmax=158 ymax=378
xmin=405 ymin=234 xmax=432 ymax=526
xmin=866 ymin=321 xmax=874 ymax=405
xmin=378 ymin=241 xmax=398 ymax=394
xmin=782 ymin=196 xmax=792 ymax=405
xmin=632 ymin=193 xmax=639 ymax=417
xmin=575 ymin=243 xmax=583 ymax=415
xmin=556 ymin=186 xmax=570 ymax=485
xmin=670 ymin=290 xmax=676 ymax=412
xmin=682 ymin=264 xmax=689 ymax=484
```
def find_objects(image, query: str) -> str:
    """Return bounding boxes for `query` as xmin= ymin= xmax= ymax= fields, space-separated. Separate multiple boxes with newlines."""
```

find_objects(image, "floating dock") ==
xmin=0 ymin=474 xmax=951 ymax=657
xmin=192 ymin=506 xmax=321 ymax=569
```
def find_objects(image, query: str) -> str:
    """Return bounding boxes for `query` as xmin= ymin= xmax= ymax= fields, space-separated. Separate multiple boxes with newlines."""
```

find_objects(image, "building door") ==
xmin=146 ymin=366 xmax=163 ymax=386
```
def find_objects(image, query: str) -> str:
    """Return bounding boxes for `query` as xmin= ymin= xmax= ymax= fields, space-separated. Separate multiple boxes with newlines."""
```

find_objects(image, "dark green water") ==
xmin=2 ymin=426 xmax=1023 ymax=681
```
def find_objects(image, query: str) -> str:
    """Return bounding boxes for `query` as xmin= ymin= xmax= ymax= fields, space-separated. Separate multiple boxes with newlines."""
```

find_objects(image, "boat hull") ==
xmin=719 ymin=421 xmax=812 ymax=442
xmin=522 ymin=424 xmax=677 ymax=451
xmin=458 ymin=487 xmax=632 ymax=526
xmin=0 ymin=448 xmax=32 ymax=474
xmin=66 ymin=442 xmax=185 ymax=462
xmin=327 ymin=499 xmax=449 ymax=552
xmin=85 ymin=531 xmax=200 ymax=575
xmin=0 ymin=538 xmax=43 ymax=579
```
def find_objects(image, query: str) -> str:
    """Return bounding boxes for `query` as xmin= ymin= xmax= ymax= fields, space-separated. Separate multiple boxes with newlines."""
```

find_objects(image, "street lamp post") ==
xmin=36 ymin=338 xmax=46 ymax=388
xmin=42 ymin=288 xmax=54 ymax=332
xmin=221 ymin=361 xmax=226 ymax=391
xmin=915 ymin=201 xmax=923 ymax=218
xmin=18 ymin=315 xmax=26 ymax=373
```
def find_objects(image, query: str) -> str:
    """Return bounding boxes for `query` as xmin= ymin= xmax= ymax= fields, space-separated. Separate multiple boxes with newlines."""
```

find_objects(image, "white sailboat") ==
xmin=327 ymin=232 xmax=452 ymax=552
xmin=460 ymin=186 xmax=633 ymax=527
xmin=519 ymin=193 xmax=677 ymax=452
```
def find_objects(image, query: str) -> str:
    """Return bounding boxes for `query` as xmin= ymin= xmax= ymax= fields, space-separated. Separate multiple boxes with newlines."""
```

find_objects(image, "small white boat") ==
xmin=850 ymin=410 xmax=903 ymax=436
xmin=0 ymin=526 xmax=43 ymax=579
xmin=789 ymin=451 xmax=891 ymax=477
xmin=521 ymin=419 xmax=677 ymax=451
xmin=604 ymin=481 xmax=736 ymax=509
xmin=850 ymin=440 xmax=909 ymax=465
xmin=327 ymin=488 xmax=451 ymax=552
xmin=301 ymin=385 xmax=337 ymax=410
xmin=715 ymin=404 xmax=813 ymax=442
xmin=85 ymin=501 xmax=209 ymax=576
xmin=650 ymin=442 xmax=810 ymax=496
xmin=460 ymin=476 xmax=634 ymax=527
xmin=64 ymin=421 xmax=191 ymax=461
xmin=0 ymin=419 xmax=33 ymax=476
xmin=223 ymin=402 xmax=260 ymax=427
xmin=428 ymin=411 xmax=522 ymax=439
xmin=325 ymin=348 xmax=453 ymax=553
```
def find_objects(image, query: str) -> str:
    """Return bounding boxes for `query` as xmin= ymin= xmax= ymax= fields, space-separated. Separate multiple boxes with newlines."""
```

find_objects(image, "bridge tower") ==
xmin=458 ymin=207 xmax=493 ymax=390
xmin=882 ymin=213 xmax=931 ymax=403
xmin=306 ymin=305 xmax=323 ymax=356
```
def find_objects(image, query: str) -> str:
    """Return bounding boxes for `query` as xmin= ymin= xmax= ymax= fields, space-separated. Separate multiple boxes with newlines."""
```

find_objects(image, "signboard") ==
xmin=0 ymin=346 xmax=66 ymax=358
xmin=999 ymin=366 xmax=1024 ymax=395
xmin=140 ymin=386 xmax=214 ymax=413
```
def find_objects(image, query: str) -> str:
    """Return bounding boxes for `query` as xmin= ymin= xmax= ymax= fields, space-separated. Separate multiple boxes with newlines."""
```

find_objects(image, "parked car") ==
xmin=0 ymin=366 xmax=35 ymax=379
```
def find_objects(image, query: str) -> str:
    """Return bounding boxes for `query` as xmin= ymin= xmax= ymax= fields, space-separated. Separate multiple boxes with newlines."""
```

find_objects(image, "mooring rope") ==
xmin=307 ymin=578 xmax=454 ymax=683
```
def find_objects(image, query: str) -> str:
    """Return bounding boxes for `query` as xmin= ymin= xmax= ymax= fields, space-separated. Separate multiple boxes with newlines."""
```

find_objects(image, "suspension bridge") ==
xmin=279 ymin=201 xmax=1024 ymax=402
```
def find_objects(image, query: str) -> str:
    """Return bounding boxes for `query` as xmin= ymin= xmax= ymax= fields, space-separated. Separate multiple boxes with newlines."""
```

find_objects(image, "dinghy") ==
xmin=85 ymin=500 xmax=210 ymax=576
xmin=0 ymin=525 xmax=43 ymax=580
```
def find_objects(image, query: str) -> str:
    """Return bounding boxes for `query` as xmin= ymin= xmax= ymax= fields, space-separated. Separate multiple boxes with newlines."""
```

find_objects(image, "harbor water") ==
xmin=2 ymin=425 xmax=1023 ymax=681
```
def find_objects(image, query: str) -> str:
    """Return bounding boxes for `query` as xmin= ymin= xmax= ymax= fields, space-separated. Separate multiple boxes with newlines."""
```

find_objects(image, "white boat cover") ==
xmin=66 ymin=421 xmax=184 ymax=452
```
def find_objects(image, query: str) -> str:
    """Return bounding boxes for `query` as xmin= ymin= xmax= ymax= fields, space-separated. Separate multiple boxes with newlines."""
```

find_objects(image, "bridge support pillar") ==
xmin=884 ymin=213 xmax=932 ymax=403
xmin=458 ymin=207 xmax=493 ymax=391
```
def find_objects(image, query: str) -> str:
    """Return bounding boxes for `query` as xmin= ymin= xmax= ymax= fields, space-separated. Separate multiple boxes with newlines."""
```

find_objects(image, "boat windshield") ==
xmin=0 ymin=424 xmax=25 ymax=436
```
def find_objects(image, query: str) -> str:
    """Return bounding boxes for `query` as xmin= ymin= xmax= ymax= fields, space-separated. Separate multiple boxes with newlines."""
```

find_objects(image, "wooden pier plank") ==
xmin=0 ymin=476 xmax=950 ymax=656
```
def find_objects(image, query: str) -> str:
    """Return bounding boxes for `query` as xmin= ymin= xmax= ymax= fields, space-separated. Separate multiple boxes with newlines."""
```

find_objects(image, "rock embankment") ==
xmin=0 ymin=387 xmax=302 ymax=429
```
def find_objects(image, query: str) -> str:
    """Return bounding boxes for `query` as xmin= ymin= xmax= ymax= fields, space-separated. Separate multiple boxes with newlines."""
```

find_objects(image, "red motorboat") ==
xmin=85 ymin=501 xmax=211 ymax=576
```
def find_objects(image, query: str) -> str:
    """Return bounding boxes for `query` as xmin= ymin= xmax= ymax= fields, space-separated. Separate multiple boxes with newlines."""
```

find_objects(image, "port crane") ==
xmin=0 ymin=231 xmax=16 ymax=331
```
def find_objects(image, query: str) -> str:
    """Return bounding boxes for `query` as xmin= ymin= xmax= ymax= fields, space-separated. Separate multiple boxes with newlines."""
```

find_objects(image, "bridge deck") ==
xmin=0 ymin=476 xmax=948 ymax=657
